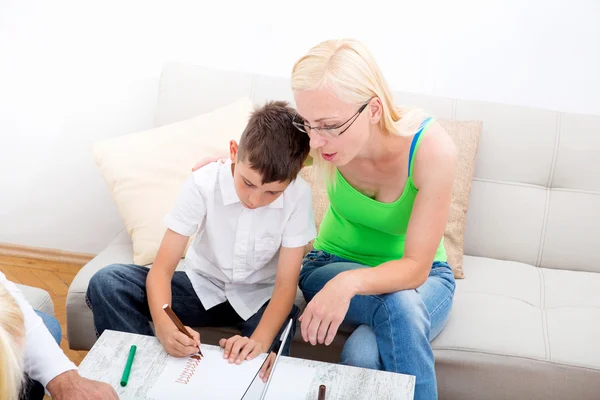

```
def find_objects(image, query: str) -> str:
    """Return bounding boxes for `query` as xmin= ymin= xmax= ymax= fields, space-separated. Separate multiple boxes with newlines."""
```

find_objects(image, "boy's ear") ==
xmin=229 ymin=140 xmax=239 ymax=162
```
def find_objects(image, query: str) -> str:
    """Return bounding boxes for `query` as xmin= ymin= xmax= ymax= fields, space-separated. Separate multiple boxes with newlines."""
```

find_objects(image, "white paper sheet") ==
xmin=147 ymin=346 xmax=316 ymax=400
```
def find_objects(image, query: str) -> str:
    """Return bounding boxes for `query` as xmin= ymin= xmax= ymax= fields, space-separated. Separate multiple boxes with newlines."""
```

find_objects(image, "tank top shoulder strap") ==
xmin=408 ymin=117 xmax=435 ymax=177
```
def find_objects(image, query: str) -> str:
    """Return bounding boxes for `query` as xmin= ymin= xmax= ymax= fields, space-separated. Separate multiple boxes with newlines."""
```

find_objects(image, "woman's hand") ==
xmin=191 ymin=155 xmax=228 ymax=172
xmin=299 ymin=273 xmax=355 ymax=346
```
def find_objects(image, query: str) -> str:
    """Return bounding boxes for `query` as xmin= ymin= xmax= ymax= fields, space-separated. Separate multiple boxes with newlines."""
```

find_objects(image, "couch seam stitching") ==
xmin=536 ymin=113 xmax=561 ymax=267
xmin=535 ymin=188 xmax=551 ymax=267
xmin=544 ymin=304 xmax=600 ymax=310
xmin=540 ymin=268 xmax=551 ymax=361
xmin=472 ymin=178 xmax=600 ymax=196
xmin=548 ymin=113 xmax=562 ymax=188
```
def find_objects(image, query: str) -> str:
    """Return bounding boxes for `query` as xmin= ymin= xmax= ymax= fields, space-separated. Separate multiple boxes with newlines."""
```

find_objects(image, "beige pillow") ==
xmin=300 ymin=119 xmax=481 ymax=280
xmin=299 ymin=165 xmax=329 ymax=233
xmin=438 ymin=120 xmax=482 ymax=279
xmin=93 ymin=97 xmax=254 ymax=266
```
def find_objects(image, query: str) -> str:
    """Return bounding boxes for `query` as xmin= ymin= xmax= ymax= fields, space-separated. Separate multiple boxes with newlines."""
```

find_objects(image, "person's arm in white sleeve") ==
xmin=0 ymin=272 xmax=76 ymax=388
xmin=148 ymin=172 xmax=207 ymax=357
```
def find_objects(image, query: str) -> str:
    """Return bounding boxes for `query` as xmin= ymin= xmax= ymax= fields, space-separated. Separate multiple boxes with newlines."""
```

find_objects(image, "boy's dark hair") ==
xmin=237 ymin=100 xmax=310 ymax=184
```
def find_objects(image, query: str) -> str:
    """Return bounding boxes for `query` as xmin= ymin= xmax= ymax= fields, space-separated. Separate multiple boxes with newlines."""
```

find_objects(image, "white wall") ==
xmin=1 ymin=0 xmax=599 ymax=254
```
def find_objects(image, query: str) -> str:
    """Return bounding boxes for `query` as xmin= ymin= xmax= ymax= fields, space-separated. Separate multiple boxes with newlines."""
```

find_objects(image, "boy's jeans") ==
xmin=86 ymin=264 xmax=298 ymax=356
xmin=299 ymin=250 xmax=456 ymax=400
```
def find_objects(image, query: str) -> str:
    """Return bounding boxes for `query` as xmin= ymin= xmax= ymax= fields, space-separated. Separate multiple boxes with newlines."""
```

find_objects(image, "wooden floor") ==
xmin=0 ymin=254 xmax=89 ymax=365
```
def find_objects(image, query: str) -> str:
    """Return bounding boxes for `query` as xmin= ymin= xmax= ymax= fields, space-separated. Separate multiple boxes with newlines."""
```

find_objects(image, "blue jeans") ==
xmin=35 ymin=310 xmax=62 ymax=345
xmin=299 ymin=250 xmax=456 ymax=400
xmin=85 ymin=264 xmax=298 ymax=356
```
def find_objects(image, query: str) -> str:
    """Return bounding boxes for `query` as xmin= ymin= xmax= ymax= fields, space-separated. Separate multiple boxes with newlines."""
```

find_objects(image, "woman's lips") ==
xmin=321 ymin=152 xmax=337 ymax=161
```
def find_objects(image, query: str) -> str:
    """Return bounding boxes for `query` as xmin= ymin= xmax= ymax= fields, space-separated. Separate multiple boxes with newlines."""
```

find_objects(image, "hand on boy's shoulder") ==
xmin=191 ymin=155 xmax=227 ymax=172
xmin=190 ymin=157 xmax=223 ymax=177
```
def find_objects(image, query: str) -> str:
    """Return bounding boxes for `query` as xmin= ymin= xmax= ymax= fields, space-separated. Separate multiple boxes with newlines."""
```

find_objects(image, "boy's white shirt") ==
xmin=165 ymin=159 xmax=316 ymax=320
xmin=0 ymin=271 xmax=77 ymax=390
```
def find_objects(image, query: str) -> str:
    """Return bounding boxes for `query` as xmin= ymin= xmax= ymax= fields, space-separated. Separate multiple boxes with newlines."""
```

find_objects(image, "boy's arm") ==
xmin=148 ymin=172 xmax=208 ymax=357
xmin=147 ymin=229 xmax=200 ymax=356
xmin=222 ymin=245 xmax=305 ymax=365
xmin=250 ymin=245 xmax=305 ymax=349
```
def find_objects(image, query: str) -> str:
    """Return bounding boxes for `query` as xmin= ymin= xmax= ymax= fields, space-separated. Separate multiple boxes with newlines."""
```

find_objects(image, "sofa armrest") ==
xmin=70 ymin=230 xmax=134 ymax=291
xmin=66 ymin=229 xmax=135 ymax=350
xmin=17 ymin=284 xmax=55 ymax=316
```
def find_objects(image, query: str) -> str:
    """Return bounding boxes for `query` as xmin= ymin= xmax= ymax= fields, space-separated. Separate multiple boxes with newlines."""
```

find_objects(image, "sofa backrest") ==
xmin=155 ymin=62 xmax=600 ymax=273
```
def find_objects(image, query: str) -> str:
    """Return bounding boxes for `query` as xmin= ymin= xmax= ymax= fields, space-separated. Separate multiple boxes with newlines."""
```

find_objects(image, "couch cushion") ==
xmin=92 ymin=97 xmax=254 ymax=266
xmin=543 ymin=267 xmax=600 ymax=369
xmin=432 ymin=255 xmax=600 ymax=399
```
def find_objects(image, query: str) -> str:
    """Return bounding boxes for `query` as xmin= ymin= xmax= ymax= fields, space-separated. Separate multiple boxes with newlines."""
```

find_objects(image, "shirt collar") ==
xmin=218 ymin=159 xmax=284 ymax=209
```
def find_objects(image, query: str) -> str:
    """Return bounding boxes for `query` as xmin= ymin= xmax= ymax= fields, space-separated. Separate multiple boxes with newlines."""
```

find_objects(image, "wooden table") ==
xmin=78 ymin=330 xmax=415 ymax=400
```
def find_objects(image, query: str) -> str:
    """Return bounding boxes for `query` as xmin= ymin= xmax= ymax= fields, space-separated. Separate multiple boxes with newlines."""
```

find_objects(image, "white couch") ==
xmin=19 ymin=284 xmax=55 ymax=316
xmin=67 ymin=63 xmax=600 ymax=399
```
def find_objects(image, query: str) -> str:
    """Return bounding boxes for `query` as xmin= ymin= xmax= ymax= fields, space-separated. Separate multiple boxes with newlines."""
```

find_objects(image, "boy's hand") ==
xmin=156 ymin=321 xmax=201 ymax=357
xmin=259 ymin=352 xmax=277 ymax=382
xmin=219 ymin=335 xmax=265 ymax=364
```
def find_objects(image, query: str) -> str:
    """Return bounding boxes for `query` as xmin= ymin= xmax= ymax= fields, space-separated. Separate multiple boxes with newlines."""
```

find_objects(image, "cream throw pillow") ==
xmin=438 ymin=119 xmax=482 ymax=279
xmin=300 ymin=119 xmax=481 ymax=279
xmin=93 ymin=97 xmax=254 ymax=266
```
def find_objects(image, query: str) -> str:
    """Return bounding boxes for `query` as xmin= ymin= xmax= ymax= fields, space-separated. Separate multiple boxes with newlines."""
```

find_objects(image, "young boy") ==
xmin=86 ymin=100 xmax=315 ymax=367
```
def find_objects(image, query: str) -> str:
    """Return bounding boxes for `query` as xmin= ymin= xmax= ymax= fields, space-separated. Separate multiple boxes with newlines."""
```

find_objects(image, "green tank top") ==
xmin=313 ymin=117 xmax=447 ymax=266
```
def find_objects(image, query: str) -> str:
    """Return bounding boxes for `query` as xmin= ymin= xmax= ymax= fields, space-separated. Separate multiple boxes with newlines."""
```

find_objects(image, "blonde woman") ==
xmin=0 ymin=284 xmax=25 ymax=400
xmin=289 ymin=39 xmax=457 ymax=400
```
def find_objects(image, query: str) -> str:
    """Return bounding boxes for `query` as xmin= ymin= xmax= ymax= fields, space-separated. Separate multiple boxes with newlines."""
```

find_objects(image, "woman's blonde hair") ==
xmin=291 ymin=38 xmax=427 ymax=183
xmin=0 ymin=285 xmax=25 ymax=400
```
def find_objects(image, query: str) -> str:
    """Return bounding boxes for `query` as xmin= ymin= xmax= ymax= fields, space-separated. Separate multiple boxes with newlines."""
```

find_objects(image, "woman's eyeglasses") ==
xmin=292 ymin=100 xmax=371 ymax=138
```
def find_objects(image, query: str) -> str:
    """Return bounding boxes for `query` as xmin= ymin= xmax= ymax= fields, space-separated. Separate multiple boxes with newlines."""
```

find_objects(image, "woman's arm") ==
xmin=343 ymin=122 xmax=457 ymax=295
